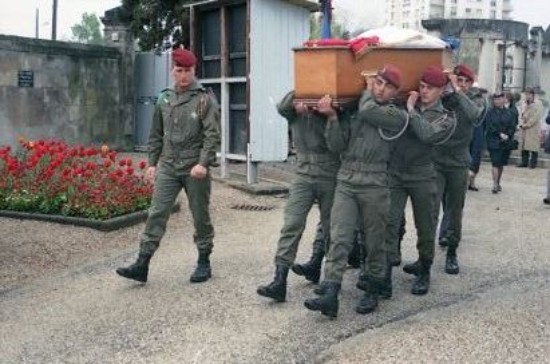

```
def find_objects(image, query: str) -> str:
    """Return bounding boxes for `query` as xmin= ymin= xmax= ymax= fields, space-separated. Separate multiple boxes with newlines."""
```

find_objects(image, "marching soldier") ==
xmin=388 ymin=66 xmax=456 ymax=295
xmin=304 ymin=65 xmax=408 ymax=317
xmin=256 ymin=92 xmax=352 ymax=302
xmin=116 ymin=48 xmax=221 ymax=284
xmin=435 ymin=64 xmax=486 ymax=275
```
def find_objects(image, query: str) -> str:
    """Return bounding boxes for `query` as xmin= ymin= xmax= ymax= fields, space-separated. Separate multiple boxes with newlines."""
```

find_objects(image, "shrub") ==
xmin=0 ymin=139 xmax=153 ymax=220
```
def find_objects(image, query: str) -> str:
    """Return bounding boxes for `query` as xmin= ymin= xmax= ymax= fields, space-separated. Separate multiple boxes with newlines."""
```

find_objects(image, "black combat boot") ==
xmin=292 ymin=238 xmax=324 ymax=284
xmin=190 ymin=250 xmax=212 ymax=283
xmin=116 ymin=253 xmax=152 ymax=282
xmin=304 ymin=281 xmax=340 ymax=318
xmin=313 ymin=281 xmax=327 ymax=295
xmin=445 ymin=248 xmax=459 ymax=275
xmin=357 ymin=268 xmax=392 ymax=299
xmin=257 ymin=265 xmax=289 ymax=302
xmin=403 ymin=259 xmax=421 ymax=276
xmin=411 ymin=258 xmax=432 ymax=295
xmin=356 ymin=278 xmax=379 ymax=314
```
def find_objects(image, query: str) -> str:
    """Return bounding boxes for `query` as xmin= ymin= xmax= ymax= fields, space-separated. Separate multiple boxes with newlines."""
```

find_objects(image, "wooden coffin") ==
xmin=294 ymin=46 xmax=454 ymax=104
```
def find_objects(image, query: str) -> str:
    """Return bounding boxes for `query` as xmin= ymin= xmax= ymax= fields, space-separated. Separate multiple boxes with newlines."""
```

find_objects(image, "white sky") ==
xmin=0 ymin=0 xmax=548 ymax=40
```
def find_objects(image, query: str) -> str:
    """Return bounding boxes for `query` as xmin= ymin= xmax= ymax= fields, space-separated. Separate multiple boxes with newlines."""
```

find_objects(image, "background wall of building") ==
xmin=0 ymin=35 xmax=130 ymax=150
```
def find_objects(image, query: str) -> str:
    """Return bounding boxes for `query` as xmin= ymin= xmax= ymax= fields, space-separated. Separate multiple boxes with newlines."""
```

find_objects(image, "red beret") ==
xmin=454 ymin=64 xmax=475 ymax=82
xmin=172 ymin=48 xmax=197 ymax=67
xmin=377 ymin=64 xmax=402 ymax=89
xmin=421 ymin=66 xmax=448 ymax=87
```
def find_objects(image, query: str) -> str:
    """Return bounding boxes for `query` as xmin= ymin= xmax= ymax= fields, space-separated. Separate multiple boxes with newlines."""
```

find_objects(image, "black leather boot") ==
xmin=292 ymin=238 xmax=324 ymax=283
xmin=257 ymin=265 xmax=289 ymax=302
xmin=445 ymin=248 xmax=459 ymax=275
xmin=190 ymin=251 xmax=212 ymax=283
xmin=411 ymin=258 xmax=431 ymax=295
xmin=116 ymin=253 xmax=152 ymax=282
xmin=518 ymin=150 xmax=529 ymax=167
xmin=356 ymin=278 xmax=379 ymax=314
xmin=403 ymin=259 xmax=421 ymax=276
xmin=304 ymin=281 xmax=340 ymax=318
xmin=529 ymin=152 xmax=538 ymax=169
xmin=313 ymin=281 xmax=327 ymax=295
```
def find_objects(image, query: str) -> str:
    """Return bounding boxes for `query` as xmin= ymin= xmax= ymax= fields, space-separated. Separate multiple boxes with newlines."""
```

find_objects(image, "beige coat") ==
xmin=519 ymin=99 xmax=543 ymax=152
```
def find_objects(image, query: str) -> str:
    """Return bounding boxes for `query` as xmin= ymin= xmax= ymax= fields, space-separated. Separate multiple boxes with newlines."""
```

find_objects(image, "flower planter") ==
xmin=0 ymin=203 xmax=180 ymax=232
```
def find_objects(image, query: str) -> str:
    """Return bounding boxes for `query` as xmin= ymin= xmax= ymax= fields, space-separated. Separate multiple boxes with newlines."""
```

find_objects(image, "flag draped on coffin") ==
xmin=320 ymin=0 xmax=332 ymax=39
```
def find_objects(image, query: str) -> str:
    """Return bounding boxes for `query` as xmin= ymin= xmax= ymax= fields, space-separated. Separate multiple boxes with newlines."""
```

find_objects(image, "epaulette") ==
xmin=157 ymin=88 xmax=174 ymax=104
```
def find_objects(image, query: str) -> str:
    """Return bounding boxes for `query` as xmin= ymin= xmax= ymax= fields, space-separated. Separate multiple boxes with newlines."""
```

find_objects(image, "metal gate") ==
xmin=134 ymin=52 xmax=171 ymax=149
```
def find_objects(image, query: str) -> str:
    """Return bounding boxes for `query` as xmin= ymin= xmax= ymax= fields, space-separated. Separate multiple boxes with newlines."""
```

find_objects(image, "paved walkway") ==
xmin=0 ymin=162 xmax=548 ymax=363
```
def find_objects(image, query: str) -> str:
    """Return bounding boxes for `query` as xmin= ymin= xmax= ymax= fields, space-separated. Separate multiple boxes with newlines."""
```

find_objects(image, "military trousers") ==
xmin=140 ymin=161 xmax=214 ymax=256
xmin=434 ymin=167 xmax=468 ymax=250
xmin=275 ymin=174 xmax=336 ymax=267
xmin=386 ymin=176 xmax=438 ymax=262
xmin=324 ymin=181 xmax=389 ymax=284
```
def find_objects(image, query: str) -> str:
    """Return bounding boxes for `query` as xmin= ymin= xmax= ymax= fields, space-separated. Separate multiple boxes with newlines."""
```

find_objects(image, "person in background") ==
xmin=484 ymin=92 xmax=517 ymax=193
xmin=517 ymin=88 xmax=543 ymax=169
xmin=116 ymin=48 xmax=221 ymax=284
xmin=467 ymin=88 xmax=488 ymax=191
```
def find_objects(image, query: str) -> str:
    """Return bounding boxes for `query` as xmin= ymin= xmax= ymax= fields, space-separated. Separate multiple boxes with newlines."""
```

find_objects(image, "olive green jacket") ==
xmin=278 ymin=91 xmax=344 ymax=179
xmin=435 ymin=87 xmax=486 ymax=168
xmin=389 ymin=100 xmax=456 ymax=182
xmin=325 ymin=90 xmax=406 ymax=186
xmin=148 ymin=80 xmax=221 ymax=171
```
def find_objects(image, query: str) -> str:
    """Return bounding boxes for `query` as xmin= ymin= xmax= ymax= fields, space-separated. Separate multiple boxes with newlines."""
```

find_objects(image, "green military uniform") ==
xmin=436 ymin=88 xmax=486 ymax=254
xmin=323 ymin=90 xmax=406 ymax=286
xmin=386 ymin=101 xmax=455 ymax=265
xmin=274 ymin=91 xmax=346 ymax=267
xmin=140 ymin=80 xmax=221 ymax=256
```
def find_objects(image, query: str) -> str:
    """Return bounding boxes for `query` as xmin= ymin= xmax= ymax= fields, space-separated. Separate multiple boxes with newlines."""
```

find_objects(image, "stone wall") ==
xmin=0 ymin=35 xmax=132 ymax=150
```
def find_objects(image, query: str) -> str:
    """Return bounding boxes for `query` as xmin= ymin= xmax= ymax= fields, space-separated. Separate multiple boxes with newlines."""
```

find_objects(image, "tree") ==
xmin=309 ymin=13 xmax=349 ymax=40
xmin=71 ymin=13 xmax=104 ymax=45
xmin=122 ymin=0 xmax=191 ymax=52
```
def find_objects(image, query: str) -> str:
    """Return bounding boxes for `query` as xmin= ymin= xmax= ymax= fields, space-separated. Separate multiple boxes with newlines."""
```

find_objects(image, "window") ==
xmin=490 ymin=10 xmax=496 ymax=18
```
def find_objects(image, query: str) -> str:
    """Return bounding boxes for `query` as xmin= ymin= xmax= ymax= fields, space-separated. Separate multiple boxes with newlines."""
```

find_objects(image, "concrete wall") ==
xmin=0 ymin=35 xmax=130 ymax=150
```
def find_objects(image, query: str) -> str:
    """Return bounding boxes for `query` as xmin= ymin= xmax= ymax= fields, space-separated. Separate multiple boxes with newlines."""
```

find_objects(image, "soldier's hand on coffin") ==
xmin=316 ymin=95 xmax=337 ymax=118
xmin=448 ymin=74 xmax=461 ymax=92
xmin=294 ymin=102 xmax=309 ymax=115
xmin=366 ymin=76 xmax=376 ymax=91
xmin=407 ymin=91 xmax=420 ymax=112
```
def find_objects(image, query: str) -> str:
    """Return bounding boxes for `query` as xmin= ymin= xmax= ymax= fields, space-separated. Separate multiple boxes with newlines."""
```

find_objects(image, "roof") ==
xmin=183 ymin=0 xmax=319 ymax=12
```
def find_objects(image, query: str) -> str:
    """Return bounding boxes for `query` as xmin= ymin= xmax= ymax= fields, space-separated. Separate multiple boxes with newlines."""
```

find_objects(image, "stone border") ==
xmin=0 ymin=203 xmax=180 ymax=232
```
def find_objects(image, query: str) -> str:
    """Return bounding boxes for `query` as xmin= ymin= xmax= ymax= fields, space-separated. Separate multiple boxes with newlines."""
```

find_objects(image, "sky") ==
xmin=0 ymin=0 xmax=548 ymax=41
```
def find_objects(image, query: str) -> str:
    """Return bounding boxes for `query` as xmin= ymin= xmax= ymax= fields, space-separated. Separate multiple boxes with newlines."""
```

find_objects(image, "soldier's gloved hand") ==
xmin=191 ymin=164 xmax=208 ymax=179
xmin=145 ymin=166 xmax=156 ymax=182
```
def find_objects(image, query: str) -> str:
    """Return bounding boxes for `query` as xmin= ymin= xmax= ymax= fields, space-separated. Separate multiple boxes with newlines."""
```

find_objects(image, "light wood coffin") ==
xmin=294 ymin=46 xmax=454 ymax=104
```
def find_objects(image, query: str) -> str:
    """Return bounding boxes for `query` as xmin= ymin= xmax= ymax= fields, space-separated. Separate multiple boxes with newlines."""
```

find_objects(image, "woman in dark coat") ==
xmin=485 ymin=93 xmax=517 ymax=194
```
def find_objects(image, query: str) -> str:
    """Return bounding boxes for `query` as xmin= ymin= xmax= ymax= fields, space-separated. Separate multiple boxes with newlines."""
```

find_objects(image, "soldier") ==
xmin=116 ymin=48 xmax=221 ymax=284
xmin=256 ymin=92 xmax=349 ymax=302
xmin=435 ymin=64 xmax=486 ymax=275
xmin=304 ymin=65 xmax=409 ymax=318
xmin=388 ymin=66 xmax=456 ymax=295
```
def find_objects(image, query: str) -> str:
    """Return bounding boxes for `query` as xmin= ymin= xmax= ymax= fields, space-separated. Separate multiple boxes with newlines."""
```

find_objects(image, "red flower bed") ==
xmin=0 ymin=139 xmax=153 ymax=220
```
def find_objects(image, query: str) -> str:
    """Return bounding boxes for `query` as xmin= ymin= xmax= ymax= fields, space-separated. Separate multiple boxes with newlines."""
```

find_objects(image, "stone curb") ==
xmin=0 ymin=203 xmax=180 ymax=232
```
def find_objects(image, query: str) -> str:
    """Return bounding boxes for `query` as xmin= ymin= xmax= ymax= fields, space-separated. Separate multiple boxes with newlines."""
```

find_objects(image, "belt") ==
xmin=340 ymin=161 xmax=386 ymax=173
xmin=297 ymin=153 xmax=339 ymax=163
